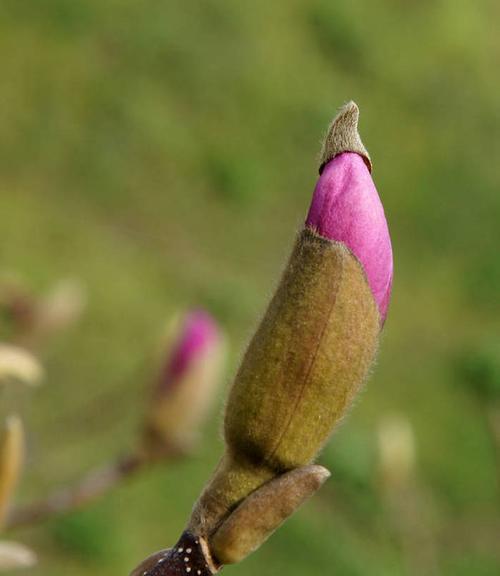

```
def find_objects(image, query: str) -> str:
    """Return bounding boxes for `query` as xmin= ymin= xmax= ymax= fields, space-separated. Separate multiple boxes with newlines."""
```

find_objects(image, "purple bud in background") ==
xmin=157 ymin=309 xmax=221 ymax=394
xmin=143 ymin=309 xmax=225 ymax=456
xmin=306 ymin=103 xmax=393 ymax=322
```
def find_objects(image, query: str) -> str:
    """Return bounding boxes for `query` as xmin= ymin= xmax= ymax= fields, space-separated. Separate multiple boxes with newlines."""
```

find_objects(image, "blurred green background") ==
xmin=1 ymin=0 xmax=499 ymax=575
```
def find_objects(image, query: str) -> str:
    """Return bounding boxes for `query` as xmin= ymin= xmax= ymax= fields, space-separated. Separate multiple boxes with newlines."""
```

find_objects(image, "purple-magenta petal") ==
xmin=305 ymin=152 xmax=393 ymax=321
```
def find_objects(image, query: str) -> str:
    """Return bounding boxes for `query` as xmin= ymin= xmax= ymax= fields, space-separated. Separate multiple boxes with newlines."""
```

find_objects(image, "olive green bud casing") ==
xmin=224 ymin=230 xmax=379 ymax=469
xmin=189 ymin=228 xmax=379 ymax=537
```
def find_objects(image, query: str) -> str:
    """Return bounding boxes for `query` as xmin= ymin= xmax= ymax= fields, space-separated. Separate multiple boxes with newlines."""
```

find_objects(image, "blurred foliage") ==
xmin=0 ymin=0 xmax=499 ymax=575
xmin=49 ymin=507 xmax=118 ymax=564
xmin=456 ymin=342 xmax=500 ymax=401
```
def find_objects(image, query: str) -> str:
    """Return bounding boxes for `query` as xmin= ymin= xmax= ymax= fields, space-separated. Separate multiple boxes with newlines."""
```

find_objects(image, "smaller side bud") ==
xmin=210 ymin=465 xmax=330 ymax=565
xmin=142 ymin=310 xmax=225 ymax=457
xmin=0 ymin=416 xmax=24 ymax=528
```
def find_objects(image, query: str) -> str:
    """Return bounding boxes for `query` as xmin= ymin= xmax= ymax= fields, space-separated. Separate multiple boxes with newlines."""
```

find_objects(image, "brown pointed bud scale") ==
xmin=210 ymin=465 xmax=330 ymax=565
xmin=319 ymin=101 xmax=371 ymax=173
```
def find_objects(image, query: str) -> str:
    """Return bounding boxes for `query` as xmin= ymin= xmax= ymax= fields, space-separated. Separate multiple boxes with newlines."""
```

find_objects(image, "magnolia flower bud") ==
xmin=131 ymin=102 xmax=393 ymax=575
xmin=143 ymin=310 xmax=225 ymax=456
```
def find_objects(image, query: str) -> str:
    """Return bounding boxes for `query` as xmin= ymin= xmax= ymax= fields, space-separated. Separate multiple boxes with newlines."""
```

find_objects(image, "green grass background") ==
xmin=1 ymin=1 xmax=499 ymax=574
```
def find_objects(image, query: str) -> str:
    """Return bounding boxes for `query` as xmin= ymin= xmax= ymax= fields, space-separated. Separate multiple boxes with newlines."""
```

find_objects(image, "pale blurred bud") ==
xmin=143 ymin=310 xmax=225 ymax=456
xmin=0 ymin=541 xmax=37 ymax=571
xmin=377 ymin=414 xmax=416 ymax=491
xmin=34 ymin=278 xmax=87 ymax=336
xmin=0 ymin=416 xmax=24 ymax=528
xmin=0 ymin=345 xmax=43 ymax=387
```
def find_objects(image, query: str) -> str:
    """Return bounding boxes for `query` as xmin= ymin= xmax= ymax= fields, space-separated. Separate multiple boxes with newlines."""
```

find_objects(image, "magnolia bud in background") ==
xmin=0 ymin=345 xmax=43 ymax=387
xmin=142 ymin=310 xmax=225 ymax=457
xmin=377 ymin=414 xmax=416 ymax=492
xmin=0 ymin=416 xmax=24 ymax=529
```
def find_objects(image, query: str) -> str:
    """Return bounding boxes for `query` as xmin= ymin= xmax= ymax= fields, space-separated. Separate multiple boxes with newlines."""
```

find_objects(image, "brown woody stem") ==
xmin=6 ymin=453 xmax=146 ymax=529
